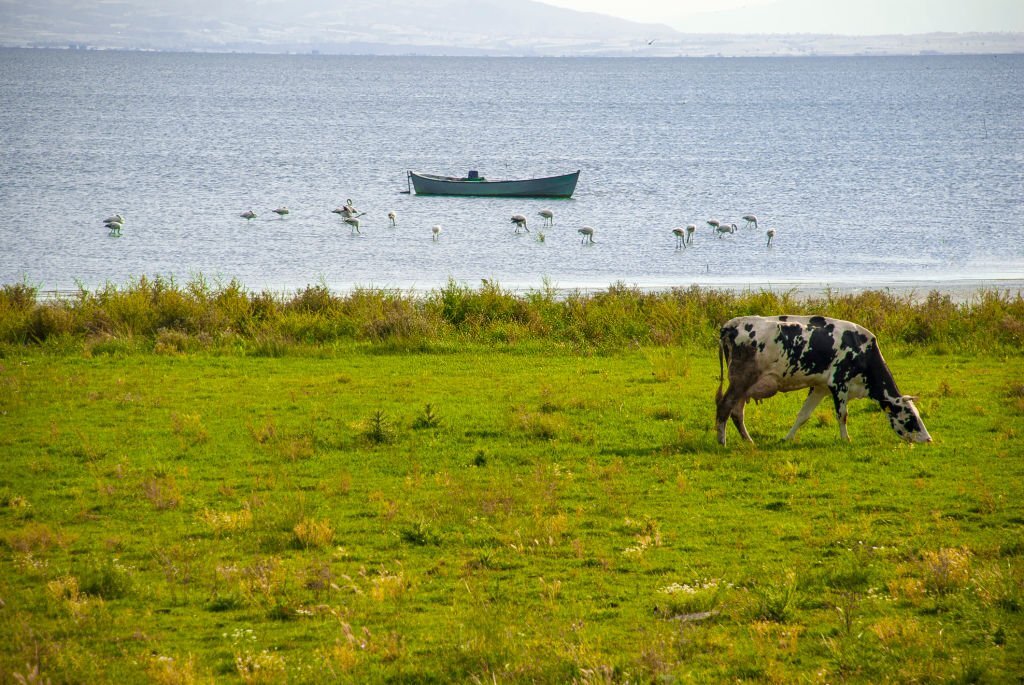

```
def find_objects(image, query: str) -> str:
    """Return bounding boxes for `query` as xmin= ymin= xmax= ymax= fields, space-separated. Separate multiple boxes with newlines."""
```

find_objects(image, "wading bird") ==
xmin=105 ymin=220 xmax=122 ymax=236
xmin=240 ymin=210 xmax=257 ymax=220
xmin=578 ymin=226 xmax=595 ymax=244
xmin=672 ymin=227 xmax=687 ymax=248
xmin=742 ymin=214 xmax=758 ymax=229
xmin=766 ymin=228 xmax=776 ymax=247
xmin=511 ymin=214 xmax=528 ymax=233
xmin=716 ymin=223 xmax=737 ymax=237
xmin=333 ymin=200 xmax=361 ymax=218
xmin=707 ymin=219 xmax=721 ymax=230
xmin=432 ymin=224 xmax=442 ymax=241
xmin=387 ymin=210 xmax=397 ymax=227
xmin=686 ymin=224 xmax=696 ymax=245
xmin=538 ymin=208 xmax=554 ymax=226
xmin=272 ymin=207 xmax=289 ymax=218
xmin=104 ymin=213 xmax=124 ymax=225
xmin=344 ymin=216 xmax=361 ymax=234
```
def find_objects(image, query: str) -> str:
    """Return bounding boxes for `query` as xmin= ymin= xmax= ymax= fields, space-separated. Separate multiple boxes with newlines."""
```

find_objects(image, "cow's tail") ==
xmin=716 ymin=335 xmax=727 ymax=404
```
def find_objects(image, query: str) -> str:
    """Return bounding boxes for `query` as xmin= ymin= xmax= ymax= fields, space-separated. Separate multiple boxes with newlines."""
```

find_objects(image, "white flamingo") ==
xmin=672 ymin=227 xmax=686 ymax=248
xmin=742 ymin=214 xmax=758 ymax=229
xmin=766 ymin=228 xmax=776 ymax=247
xmin=341 ymin=199 xmax=362 ymax=218
xmin=240 ymin=210 xmax=256 ymax=220
xmin=511 ymin=214 xmax=529 ymax=233
xmin=432 ymin=224 xmax=442 ymax=241
xmin=578 ymin=226 xmax=595 ymax=244
xmin=105 ymin=220 xmax=122 ymax=236
xmin=686 ymin=223 xmax=696 ymax=245
xmin=707 ymin=219 xmax=720 ymax=230
xmin=387 ymin=210 xmax=397 ymax=227
xmin=715 ymin=223 xmax=737 ymax=238
xmin=344 ymin=216 xmax=361 ymax=234
xmin=538 ymin=208 xmax=554 ymax=226
xmin=272 ymin=206 xmax=289 ymax=218
xmin=104 ymin=213 xmax=124 ymax=225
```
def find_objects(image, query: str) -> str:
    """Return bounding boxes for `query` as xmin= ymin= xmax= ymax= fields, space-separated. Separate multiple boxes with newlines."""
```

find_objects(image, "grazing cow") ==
xmin=716 ymin=315 xmax=931 ymax=445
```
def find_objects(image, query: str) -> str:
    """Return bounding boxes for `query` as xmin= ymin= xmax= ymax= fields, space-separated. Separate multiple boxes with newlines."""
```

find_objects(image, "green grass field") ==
xmin=1 ymin=280 xmax=1023 ymax=682
xmin=2 ymin=337 xmax=1023 ymax=682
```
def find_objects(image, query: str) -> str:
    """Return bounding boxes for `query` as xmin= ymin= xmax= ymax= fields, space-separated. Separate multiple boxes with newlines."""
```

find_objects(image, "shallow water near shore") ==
xmin=2 ymin=50 xmax=1022 ymax=294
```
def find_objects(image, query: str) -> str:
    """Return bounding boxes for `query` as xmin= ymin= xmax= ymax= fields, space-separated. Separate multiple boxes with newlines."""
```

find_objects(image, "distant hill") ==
xmin=0 ymin=0 xmax=1020 ymax=55
xmin=0 ymin=0 xmax=679 ymax=54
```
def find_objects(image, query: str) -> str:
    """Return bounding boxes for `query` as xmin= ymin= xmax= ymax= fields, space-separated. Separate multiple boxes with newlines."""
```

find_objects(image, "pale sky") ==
xmin=541 ymin=0 xmax=1024 ymax=34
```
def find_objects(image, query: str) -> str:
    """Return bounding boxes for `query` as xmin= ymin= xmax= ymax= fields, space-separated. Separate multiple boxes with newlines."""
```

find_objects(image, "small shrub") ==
xmin=656 ymin=579 xmax=728 ymax=618
xmin=370 ymin=571 xmax=409 ymax=602
xmin=235 ymin=649 xmax=287 ymax=685
xmin=143 ymin=475 xmax=183 ymax=510
xmin=752 ymin=571 xmax=798 ymax=623
xmin=921 ymin=547 xmax=971 ymax=595
xmin=293 ymin=517 xmax=334 ymax=549
xmin=249 ymin=334 xmax=289 ymax=358
xmin=171 ymin=412 xmax=209 ymax=446
xmin=206 ymin=595 xmax=244 ymax=612
xmin=0 ymin=281 xmax=38 ymax=310
xmin=248 ymin=417 xmax=277 ymax=445
xmin=154 ymin=328 xmax=197 ymax=354
xmin=46 ymin=574 xmax=93 ymax=619
xmin=887 ymin=577 xmax=927 ymax=606
xmin=400 ymin=519 xmax=441 ymax=546
xmin=513 ymin=408 xmax=563 ymax=441
xmin=6 ymin=522 xmax=65 ymax=553
xmin=362 ymin=410 xmax=395 ymax=445
xmin=79 ymin=556 xmax=134 ymax=599
xmin=277 ymin=434 xmax=314 ymax=461
xmin=412 ymin=403 xmax=441 ymax=430
xmin=200 ymin=508 xmax=254 ymax=537
xmin=145 ymin=653 xmax=204 ymax=685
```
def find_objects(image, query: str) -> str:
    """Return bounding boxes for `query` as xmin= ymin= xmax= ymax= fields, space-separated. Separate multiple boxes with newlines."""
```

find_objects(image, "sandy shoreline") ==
xmin=671 ymin=277 xmax=1024 ymax=303
xmin=32 ymin=277 xmax=1024 ymax=303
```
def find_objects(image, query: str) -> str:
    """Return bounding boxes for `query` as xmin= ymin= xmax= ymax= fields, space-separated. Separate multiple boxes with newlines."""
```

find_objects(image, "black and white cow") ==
xmin=716 ymin=315 xmax=931 ymax=446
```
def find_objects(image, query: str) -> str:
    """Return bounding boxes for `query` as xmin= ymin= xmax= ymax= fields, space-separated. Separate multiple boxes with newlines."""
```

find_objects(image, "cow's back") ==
xmin=720 ymin=315 xmax=876 ymax=384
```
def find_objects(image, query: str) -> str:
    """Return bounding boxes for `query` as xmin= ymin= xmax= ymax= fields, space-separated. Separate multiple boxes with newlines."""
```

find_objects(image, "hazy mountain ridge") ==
xmin=0 ymin=0 xmax=1021 ymax=55
xmin=0 ymin=0 xmax=679 ymax=54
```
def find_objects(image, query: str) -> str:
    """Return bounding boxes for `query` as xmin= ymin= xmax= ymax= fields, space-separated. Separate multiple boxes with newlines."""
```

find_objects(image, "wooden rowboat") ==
xmin=407 ymin=170 xmax=579 ymax=198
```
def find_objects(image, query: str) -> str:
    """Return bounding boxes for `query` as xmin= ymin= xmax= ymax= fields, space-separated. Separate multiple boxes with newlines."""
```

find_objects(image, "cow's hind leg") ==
xmin=716 ymin=385 xmax=747 ymax=446
xmin=784 ymin=386 xmax=828 ymax=441
xmin=728 ymin=375 xmax=779 ymax=446
xmin=731 ymin=400 xmax=754 ymax=445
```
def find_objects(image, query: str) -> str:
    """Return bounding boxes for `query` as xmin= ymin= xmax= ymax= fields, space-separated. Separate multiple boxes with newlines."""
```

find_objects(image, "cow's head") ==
xmin=887 ymin=395 xmax=931 ymax=443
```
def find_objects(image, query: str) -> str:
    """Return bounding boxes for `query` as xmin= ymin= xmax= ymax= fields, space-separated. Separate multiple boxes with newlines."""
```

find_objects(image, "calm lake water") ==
xmin=1 ymin=49 xmax=1022 ymax=294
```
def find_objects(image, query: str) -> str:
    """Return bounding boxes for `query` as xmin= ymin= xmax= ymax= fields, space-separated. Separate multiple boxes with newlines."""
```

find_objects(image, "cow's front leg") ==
xmin=831 ymin=390 xmax=850 ymax=441
xmin=784 ymin=386 xmax=828 ymax=440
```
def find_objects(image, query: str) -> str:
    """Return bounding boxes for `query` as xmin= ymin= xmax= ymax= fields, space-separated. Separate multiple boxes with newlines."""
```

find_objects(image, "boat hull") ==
xmin=409 ymin=170 xmax=579 ymax=198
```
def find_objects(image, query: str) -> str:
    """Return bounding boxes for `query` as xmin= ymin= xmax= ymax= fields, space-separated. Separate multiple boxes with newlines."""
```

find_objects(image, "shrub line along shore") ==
xmin=2 ymin=275 xmax=1023 ymax=354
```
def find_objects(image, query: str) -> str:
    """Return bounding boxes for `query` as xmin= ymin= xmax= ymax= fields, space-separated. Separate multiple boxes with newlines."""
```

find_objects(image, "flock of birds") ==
xmin=103 ymin=204 xmax=777 ymax=250
xmin=672 ymin=214 xmax=777 ymax=249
